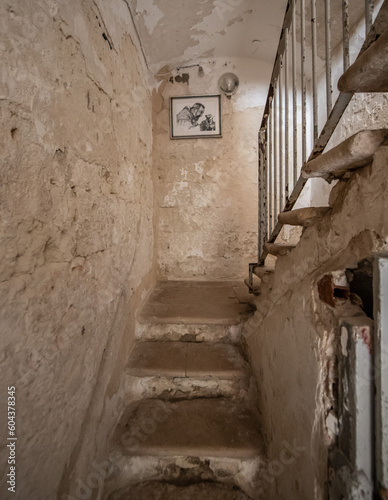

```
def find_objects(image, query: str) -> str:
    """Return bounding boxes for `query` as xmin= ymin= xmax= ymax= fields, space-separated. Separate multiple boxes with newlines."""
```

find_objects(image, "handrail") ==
xmin=249 ymin=0 xmax=388 ymax=291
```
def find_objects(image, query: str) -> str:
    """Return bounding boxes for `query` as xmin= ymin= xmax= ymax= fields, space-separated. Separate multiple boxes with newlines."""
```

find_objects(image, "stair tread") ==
xmin=116 ymin=398 xmax=264 ymax=459
xmin=278 ymin=206 xmax=331 ymax=227
xmin=109 ymin=481 xmax=252 ymax=500
xmin=137 ymin=281 xmax=255 ymax=325
xmin=301 ymin=129 xmax=388 ymax=179
xmin=265 ymin=242 xmax=295 ymax=256
xmin=127 ymin=341 xmax=249 ymax=379
xmin=338 ymin=28 xmax=388 ymax=93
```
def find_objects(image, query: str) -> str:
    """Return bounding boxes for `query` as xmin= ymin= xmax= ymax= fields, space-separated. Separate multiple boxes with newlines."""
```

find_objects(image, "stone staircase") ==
xmin=103 ymin=281 xmax=264 ymax=500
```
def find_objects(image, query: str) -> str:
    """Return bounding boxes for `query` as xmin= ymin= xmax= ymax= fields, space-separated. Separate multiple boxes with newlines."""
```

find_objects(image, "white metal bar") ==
xmin=269 ymin=106 xmax=273 ymax=236
xmin=325 ymin=0 xmax=333 ymax=116
xmin=311 ymin=0 xmax=318 ymax=141
xmin=292 ymin=0 xmax=298 ymax=184
xmin=374 ymin=257 xmax=388 ymax=491
xmin=343 ymin=0 xmax=350 ymax=72
xmin=301 ymin=0 xmax=307 ymax=164
xmin=274 ymin=85 xmax=279 ymax=220
xmin=279 ymin=57 xmax=284 ymax=211
xmin=285 ymin=28 xmax=290 ymax=202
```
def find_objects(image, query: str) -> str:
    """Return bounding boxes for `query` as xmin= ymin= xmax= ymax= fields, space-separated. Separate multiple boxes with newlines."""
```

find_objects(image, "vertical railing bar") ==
xmin=258 ymin=126 xmax=266 ymax=260
xmin=269 ymin=101 xmax=273 ymax=236
xmin=301 ymin=0 xmax=307 ymax=164
xmin=292 ymin=0 xmax=298 ymax=186
xmin=284 ymin=28 xmax=290 ymax=203
xmin=343 ymin=0 xmax=350 ymax=71
xmin=325 ymin=0 xmax=333 ymax=117
xmin=365 ymin=0 xmax=373 ymax=36
xmin=279 ymin=57 xmax=284 ymax=212
xmin=311 ymin=0 xmax=318 ymax=141
xmin=274 ymin=83 xmax=278 ymax=223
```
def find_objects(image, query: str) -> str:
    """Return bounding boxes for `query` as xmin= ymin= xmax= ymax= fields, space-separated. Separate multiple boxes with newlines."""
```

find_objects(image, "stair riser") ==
xmin=124 ymin=375 xmax=251 ymax=403
xmin=104 ymin=453 xmax=265 ymax=500
xmin=135 ymin=322 xmax=243 ymax=343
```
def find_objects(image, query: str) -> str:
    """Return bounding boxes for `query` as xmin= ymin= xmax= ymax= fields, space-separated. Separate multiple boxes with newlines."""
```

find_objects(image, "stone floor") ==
xmin=137 ymin=281 xmax=255 ymax=325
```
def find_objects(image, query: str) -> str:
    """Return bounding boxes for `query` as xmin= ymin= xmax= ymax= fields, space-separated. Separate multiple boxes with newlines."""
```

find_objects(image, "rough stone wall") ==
xmin=243 ymin=136 xmax=388 ymax=498
xmin=0 ymin=1 xmax=155 ymax=498
xmin=152 ymin=58 xmax=272 ymax=280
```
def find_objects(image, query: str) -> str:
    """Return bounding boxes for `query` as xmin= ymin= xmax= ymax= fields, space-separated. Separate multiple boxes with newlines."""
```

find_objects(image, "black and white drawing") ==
xmin=170 ymin=95 xmax=221 ymax=139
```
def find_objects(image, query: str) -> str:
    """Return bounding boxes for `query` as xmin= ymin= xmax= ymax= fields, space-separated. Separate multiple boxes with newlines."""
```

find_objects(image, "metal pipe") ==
xmin=301 ymin=0 xmax=307 ymax=164
xmin=311 ymin=0 xmax=318 ymax=141
xmin=274 ymin=84 xmax=278 ymax=220
xmin=258 ymin=123 xmax=268 ymax=261
xmin=285 ymin=28 xmax=290 ymax=202
xmin=325 ymin=0 xmax=332 ymax=117
xmin=279 ymin=57 xmax=284 ymax=212
xmin=292 ymin=0 xmax=298 ymax=185
xmin=343 ymin=0 xmax=350 ymax=71
xmin=269 ymin=101 xmax=273 ymax=236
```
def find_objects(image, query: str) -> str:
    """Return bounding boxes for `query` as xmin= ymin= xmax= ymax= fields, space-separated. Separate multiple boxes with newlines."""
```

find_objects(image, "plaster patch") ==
xmin=135 ymin=0 xmax=164 ymax=36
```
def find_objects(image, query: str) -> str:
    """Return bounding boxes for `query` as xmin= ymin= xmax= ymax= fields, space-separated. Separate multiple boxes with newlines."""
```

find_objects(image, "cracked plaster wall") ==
xmin=153 ymin=58 xmax=272 ymax=280
xmin=243 ymin=94 xmax=388 ymax=498
xmin=0 ymin=0 xmax=155 ymax=498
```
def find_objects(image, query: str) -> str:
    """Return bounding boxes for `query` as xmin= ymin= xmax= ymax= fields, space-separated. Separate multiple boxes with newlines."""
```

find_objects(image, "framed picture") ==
xmin=170 ymin=95 xmax=222 ymax=139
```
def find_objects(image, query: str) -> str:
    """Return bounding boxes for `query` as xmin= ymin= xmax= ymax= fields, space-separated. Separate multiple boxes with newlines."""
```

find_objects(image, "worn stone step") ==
xmin=127 ymin=341 xmax=249 ymax=379
xmin=114 ymin=398 xmax=263 ymax=459
xmin=338 ymin=28 xmax=388 ymax=93
xmin=107 ymin=481 xmax=253 ymax=500
xmin=135 ymin=281 xmax=255 ymax=343
xmin=252 ymin=266 xmax=274 ymax=281
xmin=124 ymin=341 xmax=252 ymax=402
xmin=105 ymin=399 xmax=265 ymax=499
xmin=278 ymin=207 xmax=331 ymax=227
xmin=264 ymin=243 xmax=295 ymax=257
xmin=301 ymin=129 xmax=388 ymax=180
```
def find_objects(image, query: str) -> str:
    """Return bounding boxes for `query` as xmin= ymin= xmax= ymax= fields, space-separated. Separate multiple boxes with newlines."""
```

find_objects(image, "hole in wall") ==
xmin=317 ymin=257 xmax=374 ymax=318
xmin=345 ymin=257 xmax=374 ymax=319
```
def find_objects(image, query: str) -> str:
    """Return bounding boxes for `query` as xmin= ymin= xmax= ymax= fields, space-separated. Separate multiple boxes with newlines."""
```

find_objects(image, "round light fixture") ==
xmin=218 ymin=72 xmax=240 ymax=99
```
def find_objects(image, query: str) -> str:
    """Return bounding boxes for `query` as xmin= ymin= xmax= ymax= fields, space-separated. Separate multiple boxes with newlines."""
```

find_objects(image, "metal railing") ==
xmin=249 ymin=0 xmax=387 ymax=289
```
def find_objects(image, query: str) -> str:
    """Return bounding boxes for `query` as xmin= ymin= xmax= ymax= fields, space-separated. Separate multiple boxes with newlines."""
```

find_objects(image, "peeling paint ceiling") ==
xmin=128 ymin=0 xmax=288 ymax=75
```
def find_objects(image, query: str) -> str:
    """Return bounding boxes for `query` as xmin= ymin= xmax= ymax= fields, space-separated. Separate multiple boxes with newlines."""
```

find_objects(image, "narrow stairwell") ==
xmin=103 ymin=281 xmax=264 ymax=500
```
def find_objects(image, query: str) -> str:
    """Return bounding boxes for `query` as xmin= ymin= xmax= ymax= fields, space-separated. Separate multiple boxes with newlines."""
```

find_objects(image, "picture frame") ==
xmin=170 ymin=95 xmax=222 ymax=139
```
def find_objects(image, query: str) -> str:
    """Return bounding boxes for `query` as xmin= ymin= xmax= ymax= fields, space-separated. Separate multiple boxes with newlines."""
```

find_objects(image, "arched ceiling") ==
xmin=127 ymin=0 xmax=289 ymax=75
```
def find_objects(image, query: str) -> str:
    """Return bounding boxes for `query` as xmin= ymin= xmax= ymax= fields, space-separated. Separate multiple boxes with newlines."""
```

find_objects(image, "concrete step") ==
xmin=124 ymin=341 xmax=252 ymax=402
xmin=115 ymin=398 xmax=263 ymax=458
xmin=252 ymin=266 xmax=274 ymax=281
xmin=127 ymin=341 xmax=249 ymax=379
xmin=105 ymin=399 xmax=265 ymax=499
xmin=278 ymin=207 xmax=331 ymax=227
xmin=301 ymin=129 xmax=388 ymax=180
xmin=338 ymin=28 xmax=388 ymax=93
xmin=264 ymin=243 xmax=295 ymax=257
xmin=107 ymin=481 xmax=253 ymax=500
xmin=135 ymin=281 xmax=256 ymax=343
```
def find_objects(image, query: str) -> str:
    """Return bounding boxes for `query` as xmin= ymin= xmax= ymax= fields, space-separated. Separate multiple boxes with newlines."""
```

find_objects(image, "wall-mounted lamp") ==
xmin=218 ymin=72 xmax=239 ymax=99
